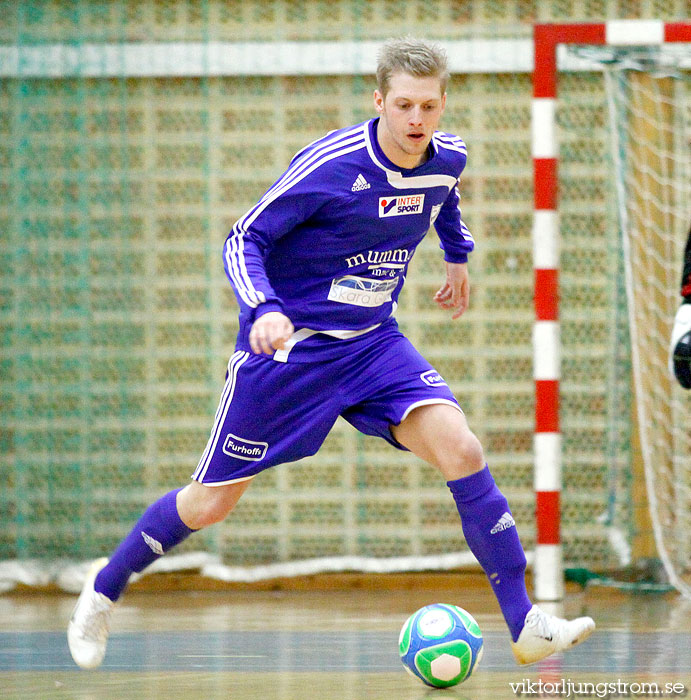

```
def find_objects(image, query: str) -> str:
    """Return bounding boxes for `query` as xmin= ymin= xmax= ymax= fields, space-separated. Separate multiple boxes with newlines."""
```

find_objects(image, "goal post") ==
xmin=532 ymin=20 xmax=691 ymax=601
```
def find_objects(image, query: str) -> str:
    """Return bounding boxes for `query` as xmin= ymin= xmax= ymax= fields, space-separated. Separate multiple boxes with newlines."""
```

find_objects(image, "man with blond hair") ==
xmin=68 ymin=37 xmax=594 ymax=670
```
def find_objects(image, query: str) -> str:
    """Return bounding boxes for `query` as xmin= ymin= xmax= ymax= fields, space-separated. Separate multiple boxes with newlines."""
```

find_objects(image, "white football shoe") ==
xmin=511 ymin=605 xmax=595 ymax=665
xmin=67 ymin=557 xmax=114 ymax=669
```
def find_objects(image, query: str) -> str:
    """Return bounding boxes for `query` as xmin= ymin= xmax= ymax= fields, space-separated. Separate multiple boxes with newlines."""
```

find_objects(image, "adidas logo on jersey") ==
xmin=490 ymin=512 xmax=516 ymax=534
xmin=351 ymin=174 xmax=371 ymax=191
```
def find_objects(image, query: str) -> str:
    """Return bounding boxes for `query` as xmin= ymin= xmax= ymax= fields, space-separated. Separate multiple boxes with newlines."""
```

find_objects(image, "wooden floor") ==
xmin=1 ymin=573 xmax=690 ymax=699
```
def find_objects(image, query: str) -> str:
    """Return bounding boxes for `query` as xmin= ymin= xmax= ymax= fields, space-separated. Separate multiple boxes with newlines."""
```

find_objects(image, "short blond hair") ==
xmin=376 ymin=37 xmax=449 ymax=97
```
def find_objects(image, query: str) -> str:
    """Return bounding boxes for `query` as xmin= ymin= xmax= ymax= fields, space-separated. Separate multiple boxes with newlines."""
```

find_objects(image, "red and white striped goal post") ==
xmin=531 ymin=19 xmax=691 ymax=601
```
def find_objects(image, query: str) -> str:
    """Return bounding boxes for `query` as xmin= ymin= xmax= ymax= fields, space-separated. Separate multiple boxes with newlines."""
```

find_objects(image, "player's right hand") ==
xmin=249 ymin=311 xmax=295 ymax=355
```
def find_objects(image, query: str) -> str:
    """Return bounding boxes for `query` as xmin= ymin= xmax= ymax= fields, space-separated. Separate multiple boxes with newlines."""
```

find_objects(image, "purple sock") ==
xmin=447 ymin=465 xmax=532 ymax=642
xmin=94 ymin=488 xmax=196 ymax=602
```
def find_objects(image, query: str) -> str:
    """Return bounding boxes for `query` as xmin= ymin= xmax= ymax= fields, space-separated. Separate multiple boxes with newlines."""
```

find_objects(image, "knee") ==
xmin=191 ymin=494 xmax=232 ymax=529
xmin=449 ymin=429 xmax=485 ymax=478
xmin=428 ymin=424 xmax=485 ymax=480
xmin=177 ymin=481 xmax=248 ymax=530
xmin=393 ymin=404 xmax=485 ymax=480
xmin=461 ymin=429 xmax=484 ymax=466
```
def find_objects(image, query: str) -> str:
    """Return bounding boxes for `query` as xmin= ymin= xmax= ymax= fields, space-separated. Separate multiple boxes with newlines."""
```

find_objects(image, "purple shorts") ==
xmin=192 ymin=325 xmax=461 ymax=485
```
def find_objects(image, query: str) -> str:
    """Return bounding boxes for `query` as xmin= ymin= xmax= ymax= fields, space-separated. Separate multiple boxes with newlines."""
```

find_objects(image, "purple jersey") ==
xmin=223 ymin=117 xmax=474 ymax=362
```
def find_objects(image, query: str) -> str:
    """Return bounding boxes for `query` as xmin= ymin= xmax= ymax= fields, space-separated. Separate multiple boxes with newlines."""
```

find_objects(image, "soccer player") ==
xmin=68 ymin=37 xmax=595 ymax=669
xmin=670 ymin=226 xmax=691 ymax=389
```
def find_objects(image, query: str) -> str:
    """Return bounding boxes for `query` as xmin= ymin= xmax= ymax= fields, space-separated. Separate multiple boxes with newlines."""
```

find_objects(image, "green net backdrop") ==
xmin=1 ymin=0 xmax=689 ymax=583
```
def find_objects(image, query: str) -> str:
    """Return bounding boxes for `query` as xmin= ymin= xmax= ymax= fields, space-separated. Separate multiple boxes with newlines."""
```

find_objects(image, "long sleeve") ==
xmin=433 ymin=182 xmax=475 ymax=264
xmin=223 ymin=168 xmax=329 ymax=321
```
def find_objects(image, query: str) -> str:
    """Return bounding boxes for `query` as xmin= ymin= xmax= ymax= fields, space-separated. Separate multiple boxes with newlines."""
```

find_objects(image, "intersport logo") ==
xmin=378 ymin=194 xmax=425 ymax=218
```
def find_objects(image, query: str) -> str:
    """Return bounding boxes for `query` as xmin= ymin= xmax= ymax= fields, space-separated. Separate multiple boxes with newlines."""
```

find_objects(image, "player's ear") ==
xmin=440 ymin=92 xmax=447 ymax=114
xmin=373 ymin=89 xmax=384 ymax=114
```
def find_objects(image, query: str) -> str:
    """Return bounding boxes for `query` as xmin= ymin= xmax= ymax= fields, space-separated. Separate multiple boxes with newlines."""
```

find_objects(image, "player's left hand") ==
xmin=434 ymin=262 xmax=470 ymax=320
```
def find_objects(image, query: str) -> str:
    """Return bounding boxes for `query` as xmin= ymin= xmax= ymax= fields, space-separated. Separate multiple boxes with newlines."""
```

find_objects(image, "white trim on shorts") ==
xmin=192 ymin=473 xmax=255 ymax=487
xmin=399 ymin=398 xmax=463 ymax=424
xmin=192 ymin=350 xmax=250 ymax=484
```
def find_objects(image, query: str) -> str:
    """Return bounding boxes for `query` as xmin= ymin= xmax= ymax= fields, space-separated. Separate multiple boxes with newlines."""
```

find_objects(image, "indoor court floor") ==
xmin=1 ymin=573 xmax=689 ymax=700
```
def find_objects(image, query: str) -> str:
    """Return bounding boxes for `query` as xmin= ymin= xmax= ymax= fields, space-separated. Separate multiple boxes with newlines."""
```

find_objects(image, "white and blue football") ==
xmin=399 ymin=603 xmax=484 ymax=688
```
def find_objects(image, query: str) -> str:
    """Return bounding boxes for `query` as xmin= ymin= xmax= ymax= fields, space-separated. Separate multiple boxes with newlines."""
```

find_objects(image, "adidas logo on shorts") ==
xmin=490 ymin=512 xmax=516 ymax=534
xmin=351 ymin=173 xmax=371 ymax=191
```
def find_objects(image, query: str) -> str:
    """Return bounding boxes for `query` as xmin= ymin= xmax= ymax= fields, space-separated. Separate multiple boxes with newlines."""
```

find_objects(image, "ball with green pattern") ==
xmin=399 ymin=603 xmax=484 ymax=688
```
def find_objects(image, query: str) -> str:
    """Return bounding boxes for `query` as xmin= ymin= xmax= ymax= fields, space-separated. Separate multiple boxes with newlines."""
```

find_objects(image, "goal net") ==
xmin=570 ymin=43 xmax=691 ymax=596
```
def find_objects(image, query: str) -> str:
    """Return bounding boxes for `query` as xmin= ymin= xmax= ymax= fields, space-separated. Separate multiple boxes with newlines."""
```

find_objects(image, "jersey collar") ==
xmin=365 ymin=118 xmax=456 ymax=191
xmin=367 ymin=118 xmax=436 ymax=173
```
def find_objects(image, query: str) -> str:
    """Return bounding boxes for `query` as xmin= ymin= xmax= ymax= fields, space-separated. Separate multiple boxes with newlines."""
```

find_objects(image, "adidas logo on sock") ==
xmin=490 ymin=512 xmax=516 ymax=534
xmin=351 ymin=173 xmax=371 ymax=191
xmin=141 ymin=531 xmax=164 ymax=555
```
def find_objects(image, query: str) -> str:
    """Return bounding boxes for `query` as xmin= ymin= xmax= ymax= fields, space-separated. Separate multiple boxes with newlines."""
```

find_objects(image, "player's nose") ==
xmin=408 ymin=107 xmax=423 ymax=126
